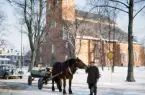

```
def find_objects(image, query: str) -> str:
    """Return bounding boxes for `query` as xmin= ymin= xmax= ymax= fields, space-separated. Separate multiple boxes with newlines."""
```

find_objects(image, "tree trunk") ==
xmin=112 ymin=42 xmax=116 ymax=73
xmin=101 ymin=40 xmax=104 ymax=71
xmin=126 ymin=0 xmax=135 ymax=82
xmin=28 ymin=50 xmax=36 ymax=72
xmin=27 ymin=29 xmax=34 ymax=72
xmin=28 ymin=52 xmax=33 ymax=72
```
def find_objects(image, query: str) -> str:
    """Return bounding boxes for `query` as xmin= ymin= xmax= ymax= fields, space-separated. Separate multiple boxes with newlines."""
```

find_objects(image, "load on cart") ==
xmin=28 ymin=64 xmax=52 ymax=89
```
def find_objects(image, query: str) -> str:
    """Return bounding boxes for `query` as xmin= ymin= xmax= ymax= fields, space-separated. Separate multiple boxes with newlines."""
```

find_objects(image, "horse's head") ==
xmin=75 ymin=57 xmax=87 ymax=69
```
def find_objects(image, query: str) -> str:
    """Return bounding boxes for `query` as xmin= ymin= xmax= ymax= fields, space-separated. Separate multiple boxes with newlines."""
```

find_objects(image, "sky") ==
xmin=0 ymin=0 xmax=145 ymax=52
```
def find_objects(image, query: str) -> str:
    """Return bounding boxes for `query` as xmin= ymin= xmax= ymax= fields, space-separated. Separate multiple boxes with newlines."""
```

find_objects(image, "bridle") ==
xmin=68 ymin=61 xmax=78 ymax=75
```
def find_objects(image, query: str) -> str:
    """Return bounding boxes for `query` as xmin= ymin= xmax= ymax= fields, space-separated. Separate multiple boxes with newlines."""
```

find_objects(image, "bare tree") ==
xmin=0 ymin=8 xmax=5 ymax=48
xmin=88 ymin=0 xmax=145 ymax=82
xmin=59 ymin=16 xmax=87 ymax=57
xmin=9 ymin=0 xmax=51 ymax=71
xmin=101 ymin=6 xmax=121 ymax=72
xmin=85 ymin=5 xmax=126 ymax=72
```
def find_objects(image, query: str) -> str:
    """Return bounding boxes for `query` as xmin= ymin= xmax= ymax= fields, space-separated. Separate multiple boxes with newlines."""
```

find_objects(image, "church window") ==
xmin=50 ymin=19 xmax=56 ymax=28
xmin=62 ymin=27 xmax=68 ymax=40
xmin=52 ymin=44 xmax=55 ymax=54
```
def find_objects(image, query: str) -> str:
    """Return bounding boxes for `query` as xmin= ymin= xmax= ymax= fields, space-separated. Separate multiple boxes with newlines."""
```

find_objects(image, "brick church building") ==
xmin=40 ymin=0 xmax=145 ymax=66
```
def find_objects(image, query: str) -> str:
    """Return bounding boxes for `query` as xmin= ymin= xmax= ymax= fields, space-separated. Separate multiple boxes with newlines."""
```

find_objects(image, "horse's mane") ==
xmin=52 ymin=58 xmax=77 ymax=74
xmin=61 ymin=58 xmax=76 ymax=70
xmin=64 ymin=58 xmax=76 ymax=65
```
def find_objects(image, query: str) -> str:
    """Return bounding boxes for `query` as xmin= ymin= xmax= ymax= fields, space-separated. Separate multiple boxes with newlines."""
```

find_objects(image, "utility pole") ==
xmin=21 ymin=26 xmax=23 ymax=70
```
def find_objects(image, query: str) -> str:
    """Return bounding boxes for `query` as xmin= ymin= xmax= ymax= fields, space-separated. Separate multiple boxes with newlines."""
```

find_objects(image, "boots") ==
xmin=89 ymin=90 xmax=93 ymax=95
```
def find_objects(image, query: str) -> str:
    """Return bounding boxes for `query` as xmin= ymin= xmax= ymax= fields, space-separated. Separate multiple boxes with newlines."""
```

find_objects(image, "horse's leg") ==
xmin=52 ymin=78 xmax=55 ymax=91
xmin=63 ymin=78 xmax=66 ymax=94
xmin=69 ymin=78 xmax=73 ymax=94
xmin=59 ymin=79 xmax=62 ymax=92
xmin=57 ymin=79 xmax=62 ymax=92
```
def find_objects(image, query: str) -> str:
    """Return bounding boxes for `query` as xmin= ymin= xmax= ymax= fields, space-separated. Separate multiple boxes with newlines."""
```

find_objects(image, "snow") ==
xmin=0 ymin=66 xmax=145 ymax=95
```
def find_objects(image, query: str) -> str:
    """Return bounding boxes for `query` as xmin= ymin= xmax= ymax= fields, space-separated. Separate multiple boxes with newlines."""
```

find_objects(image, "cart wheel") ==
xmin=28 ymin=75 xmax=32 ymax=85
xmin=5 ymin=76 xmax=9 ymax=80
xmin=38 ymin=78 xmax=43 ymax=90
xmin=20 ymin=76 xmax=23 ymax=79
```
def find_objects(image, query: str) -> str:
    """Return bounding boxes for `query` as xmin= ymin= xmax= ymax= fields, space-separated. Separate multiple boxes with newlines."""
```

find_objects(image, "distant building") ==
xmin=0 ymin=48 xmax=24 ymax=67
xmin=23 ymin=51 xmax=31 ymax=66
xmin=0 ymin=57 xmax=10 ymax=64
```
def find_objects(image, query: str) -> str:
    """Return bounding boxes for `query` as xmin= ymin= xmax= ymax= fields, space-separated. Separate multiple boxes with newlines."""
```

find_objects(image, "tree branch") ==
xmin=89 ymin=5 xmax=128 ymax=14
xmin=133 ymin=5 xmax=145 ymax=18
xmin=6 ymin=0 xmax=12 ymax=3
xmin=109 ymin=0 xmax=129 ymax=8
xmin=134 ymin=0 xmax=145 ymax=4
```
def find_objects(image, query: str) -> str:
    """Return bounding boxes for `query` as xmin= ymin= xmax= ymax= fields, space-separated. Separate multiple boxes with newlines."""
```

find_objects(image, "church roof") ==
xmin=75 ymin=10 xmax=137 ymax=42
xmin=75 ymin=10 xmax=115 ymax=24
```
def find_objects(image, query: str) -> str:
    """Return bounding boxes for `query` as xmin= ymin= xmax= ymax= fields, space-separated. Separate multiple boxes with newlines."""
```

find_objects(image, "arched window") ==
xmin=52 ymin=44 xmax=55 ymax=54
xmin=40 ymin=47 xmax=42 ymax=53
xmin=66 ymin=42 xmax=68 ymax=48
xmin=62 ymin=26 xmax=68 ymax=40
xmin=50 ymin=19 xmax=56 ymax=28
xmin=134 ymin=52 xmax=139 ymax=62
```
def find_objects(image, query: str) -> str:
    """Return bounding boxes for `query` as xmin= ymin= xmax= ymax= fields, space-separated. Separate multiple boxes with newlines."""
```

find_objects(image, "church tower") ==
xmin=42 ymin=0 xmax=75 ymax=64
xmin=46 ymin=0 xmax=75 ymax=22
xmin=61 ymin=0 xmax=75 ymax=21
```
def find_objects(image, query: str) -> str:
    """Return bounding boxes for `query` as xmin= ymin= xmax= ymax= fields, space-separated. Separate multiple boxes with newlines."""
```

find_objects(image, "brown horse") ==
xmin=52 ymin=57 xmax=87 ymax=94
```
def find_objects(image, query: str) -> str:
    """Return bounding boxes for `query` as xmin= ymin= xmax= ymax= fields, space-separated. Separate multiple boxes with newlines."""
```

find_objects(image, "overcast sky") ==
xmin=0 ymin=0 xmax=145 ymax=52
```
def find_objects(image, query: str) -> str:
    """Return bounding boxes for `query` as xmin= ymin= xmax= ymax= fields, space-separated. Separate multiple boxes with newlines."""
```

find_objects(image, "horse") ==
xmin=52 ymin=57 xmax=87 ymax=94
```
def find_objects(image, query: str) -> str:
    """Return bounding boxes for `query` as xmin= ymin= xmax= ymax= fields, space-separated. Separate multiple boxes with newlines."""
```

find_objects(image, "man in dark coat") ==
xmin=86 ymin=61 xmax=100 ymax=95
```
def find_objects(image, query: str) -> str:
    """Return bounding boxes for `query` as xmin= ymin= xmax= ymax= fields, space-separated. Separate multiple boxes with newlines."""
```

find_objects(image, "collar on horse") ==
xmin=68 ymin=67 xmax=73 ymax=75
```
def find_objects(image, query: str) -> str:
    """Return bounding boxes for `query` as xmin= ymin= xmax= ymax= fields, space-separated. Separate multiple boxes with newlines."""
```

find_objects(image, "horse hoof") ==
xmin=63 ymin=90 xmax=66 ymax=94
xmin=59 ymin=89 xmax=62 ymax=92
xmin=69 ymin=89 xmax=72 ymax=94
xmin=52 ymin=87 xmax=55 ymax=91
xmin=69 ymin=92 xmax=73 ymax=94
xmin=63 ymin=92 xmax=66 ymax=94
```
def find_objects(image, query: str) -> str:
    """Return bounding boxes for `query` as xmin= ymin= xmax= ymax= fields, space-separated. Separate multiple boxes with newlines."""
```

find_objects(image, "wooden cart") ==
xmin=28 ymin=67 xmax=52 ymax=89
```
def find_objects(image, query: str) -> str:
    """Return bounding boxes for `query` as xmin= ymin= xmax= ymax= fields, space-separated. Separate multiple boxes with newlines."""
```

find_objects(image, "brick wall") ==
xmin=76 ymin=39 xmax=145 ymax=66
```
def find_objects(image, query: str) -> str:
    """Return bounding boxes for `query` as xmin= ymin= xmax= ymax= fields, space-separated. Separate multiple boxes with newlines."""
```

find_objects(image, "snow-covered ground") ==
xmin=0 ymin=66 xmax=145 ymax=95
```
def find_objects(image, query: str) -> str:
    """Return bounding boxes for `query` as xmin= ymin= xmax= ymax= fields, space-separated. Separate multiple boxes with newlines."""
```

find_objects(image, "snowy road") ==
xmin=0 ymin=67 xmax=145 ymax=95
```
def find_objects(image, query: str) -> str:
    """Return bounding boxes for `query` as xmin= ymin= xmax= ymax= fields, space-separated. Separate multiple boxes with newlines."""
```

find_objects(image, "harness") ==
xmin=48 ymin=71 xmax=63 ymax=80
xmin=48 ymin=64 xmax=74 ymax=81
xmin=68 ymin=67 xmax=73 ymax=75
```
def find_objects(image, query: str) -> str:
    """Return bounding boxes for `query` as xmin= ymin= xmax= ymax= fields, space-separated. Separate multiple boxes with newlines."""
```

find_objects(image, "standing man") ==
xmin=86 ymin=61 xmax=100 ymax=95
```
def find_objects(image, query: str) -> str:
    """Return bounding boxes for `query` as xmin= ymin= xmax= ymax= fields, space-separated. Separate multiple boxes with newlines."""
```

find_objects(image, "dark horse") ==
xmin=52 ymin=57 xmax=87 ymax=94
